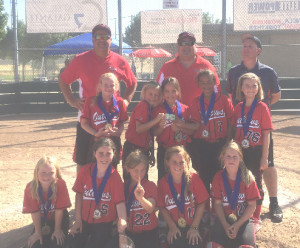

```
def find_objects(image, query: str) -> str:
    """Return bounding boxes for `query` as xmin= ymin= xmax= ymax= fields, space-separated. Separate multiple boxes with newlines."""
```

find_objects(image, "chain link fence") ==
xmin=1 ymin=0 xmax=300 ymax=83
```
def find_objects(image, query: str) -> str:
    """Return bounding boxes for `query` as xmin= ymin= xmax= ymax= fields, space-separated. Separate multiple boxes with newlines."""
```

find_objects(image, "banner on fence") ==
xmin=234 ymin=0 xmax=300 ymax=31
xmin=25 ymin=0 xmax=107 ymax=33
xmin=141 ymin=9 xmax=202 ymax=44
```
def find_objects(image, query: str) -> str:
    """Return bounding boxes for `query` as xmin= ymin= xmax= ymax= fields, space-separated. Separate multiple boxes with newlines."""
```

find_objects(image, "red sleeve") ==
xmin=134 ymin=102 xmax=148 ymax=123
xmin=60 ymin=55 xmax=81 ymax=85
xmin=73 ymin=165 xmax=90 ymax=194
xmin=55 ymin=179 xmax=71 ymax=210
xmin=189 ymin=98 xmax=201 ymax=123
xmin=151 ymin=105 xmax=164 ymax=128
xmin=260 ymin=102 xmax=273 ymax=131
xmin=191 ymin=174 xmax=209 ymax=204
xmin=211 ymin=171 xmax=223 ymax=200
xmin=157 ymin=177 xmax=167 ymax=207
xmin=182 ymin=104 xmax=191 ymax=121
xmin=246 ymin=180 xmax=261 ymax=202
xmin=144 ymin=180 xmax=158 ymax=202
xmin=224 ymin=95 xmax=234 ymax=119
xmin=22 ymin=182 xmax=40 ymax=214
xmin=81 ymin=97 xmax=93 ymax=121
xmin=111 ymin=171 xmax=125 ymax=204
xmin=118 ymin=97 xmax=129 ymax=122
xmin=232 ymin=104 xmax=241 ymax=126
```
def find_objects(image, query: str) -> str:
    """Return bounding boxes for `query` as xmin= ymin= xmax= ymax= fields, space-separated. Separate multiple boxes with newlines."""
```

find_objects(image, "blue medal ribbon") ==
xmin=38 ymin=183 xmax=53 ymax=223
xmin=124 ymin=180 xmax=138 ymax=217
xmin=222 ymin=168 xmax=241 ymax=212
xmin=97 ymin=93 xmax=119 ymax=124
xmin=168 ymin=174 xmax=185 ymax=214
xmin=199 ymin=91 xmax=216 ymax=125
xmin=164 ymin=100 xmax=182 ymax=119
xmin=241 ymin=98 xmax=258 ymax=137
xmin=92 ymin=164 xmax=112 ymax=207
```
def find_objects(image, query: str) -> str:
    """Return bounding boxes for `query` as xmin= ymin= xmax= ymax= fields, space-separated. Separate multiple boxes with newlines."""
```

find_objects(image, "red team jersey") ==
xmin=127 ymin=179 xmax=158 ymax=233
xmin=211 ymin=170 xmax=260 ymax=219
xmin=125 ymin=101 xmax=152 ymax=149
xmin=152 ymin=102 xmax=191 ymax=148
xmin=60 ymin=50 xmax=137 ymax=99
xmin=156 ymin=55 xmax=221 ymax=106
xmin=81 ymin=95 xmax=128 ymax=140
xmin=73 ymin=164 xmax=125 ymax=224
xmin=157 ymin=173 xmax=209 ymax=226
xmin=232 ymin=101 xmax=273 ymax=147
xmin=23 ymin=178 xmax=71 ymax=221
xmin=190 ymin=93 xmax=233 ymax=143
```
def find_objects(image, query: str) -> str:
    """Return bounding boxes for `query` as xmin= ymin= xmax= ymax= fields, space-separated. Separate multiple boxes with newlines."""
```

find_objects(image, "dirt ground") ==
xmin=0 ymin=113 xmax=299 ymax=248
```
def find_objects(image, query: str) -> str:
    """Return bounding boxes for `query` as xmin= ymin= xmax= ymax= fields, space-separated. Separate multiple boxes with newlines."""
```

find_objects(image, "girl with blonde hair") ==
xmin=209 ymin=140 xmax=260 ymax=248
xmin=157 ymin=146 xmax=209 ymax=248
xmin=80 ymin=72 xmax=128 ymax=168
xmin=22 ymin=156 xmax=71 ymax=248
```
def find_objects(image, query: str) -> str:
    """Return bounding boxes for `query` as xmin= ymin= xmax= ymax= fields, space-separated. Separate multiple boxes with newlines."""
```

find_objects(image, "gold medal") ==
xmin=105 ymin=123 xmax=112 ymax=129
xmin=93 ymin=209 xmax=102 ymax=219
xmin=41 ymin=224 xmax=51 ymax=236
xmin=227 ymin=213 xmax=238 ymax=225
xmin=241 ymin=138 xmax=250 ymax=148
xmin=177 ymin=217 xmax=186 ymax=228
xmin=202 ymin=129 xmax=209 ymax=137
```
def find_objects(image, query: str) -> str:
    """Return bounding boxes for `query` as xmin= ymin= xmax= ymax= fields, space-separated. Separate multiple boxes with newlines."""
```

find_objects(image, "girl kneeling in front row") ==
xmin=157 ymin=146 xmax=209 ymax=248
xmin=209 ymin=140 xmax=260 ymax=248
xmin=123 ymin=150 xmax=159 ymax=248
xmin=69 ymin=138 xmax=127 ymax=248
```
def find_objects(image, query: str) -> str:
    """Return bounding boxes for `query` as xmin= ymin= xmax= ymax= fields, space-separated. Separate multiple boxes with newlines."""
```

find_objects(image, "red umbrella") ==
xmin=130 ymin=46 xmax=172 ymax=58
xmin=196 ymin=47 xmax=216 ymax=56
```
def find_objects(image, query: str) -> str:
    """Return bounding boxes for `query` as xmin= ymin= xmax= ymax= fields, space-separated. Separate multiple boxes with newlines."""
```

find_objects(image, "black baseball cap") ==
xmin=92 ymin=24 xmax=111 ymax=36
xmin=242 ymin=34 xmax=262 ymax=49
xmin=177 ymin=31 xmax=196 ymax=44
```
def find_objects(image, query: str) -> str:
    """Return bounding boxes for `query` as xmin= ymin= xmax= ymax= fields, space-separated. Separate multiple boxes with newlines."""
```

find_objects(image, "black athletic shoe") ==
xmin=269 ymin=203 xmax=283 ymax=223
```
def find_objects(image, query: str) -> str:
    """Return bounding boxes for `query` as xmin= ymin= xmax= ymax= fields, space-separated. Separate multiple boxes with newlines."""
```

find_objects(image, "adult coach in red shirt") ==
xmin=157 ymin=31 xmax=221 ymax=107
xmin=59 ymin=24 xmax=137 ymax=169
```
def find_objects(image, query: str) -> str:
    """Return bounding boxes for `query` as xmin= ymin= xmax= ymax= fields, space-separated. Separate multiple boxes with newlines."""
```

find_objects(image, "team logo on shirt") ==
xmin=93 ymin=112 xmax=119 ymax=126
xmin=236 ymin=117 xmax=260 ymax=129
xmin=40 ymin=203 xmax=55 ymax=213
xmin=83 ymin=185 xmax=112 ymax=201
xmin=165 ymin=193 xmax=194 ymax=210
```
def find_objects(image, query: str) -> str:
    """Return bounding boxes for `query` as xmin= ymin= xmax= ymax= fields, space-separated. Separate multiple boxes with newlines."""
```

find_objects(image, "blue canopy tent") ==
xmin=43 ymin=33 xmax=132 ymax=55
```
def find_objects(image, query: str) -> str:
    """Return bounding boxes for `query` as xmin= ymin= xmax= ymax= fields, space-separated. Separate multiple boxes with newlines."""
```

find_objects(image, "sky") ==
xmin=3 ymin=0 xmax=233 ymax=35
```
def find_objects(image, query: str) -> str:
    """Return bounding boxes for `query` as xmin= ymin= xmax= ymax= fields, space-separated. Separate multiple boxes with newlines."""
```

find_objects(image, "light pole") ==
xmin=12 ymin=0 xmax=19 ymax=83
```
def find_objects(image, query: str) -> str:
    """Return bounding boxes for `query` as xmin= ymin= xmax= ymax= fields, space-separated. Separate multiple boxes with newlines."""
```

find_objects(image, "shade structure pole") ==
xmin=221 ymin=0 xmax=227 ymax=80
xmin=12 ymin=0 xmax=19 ymax=83
xmin=118 ymin=0 xmax=123 ymax=55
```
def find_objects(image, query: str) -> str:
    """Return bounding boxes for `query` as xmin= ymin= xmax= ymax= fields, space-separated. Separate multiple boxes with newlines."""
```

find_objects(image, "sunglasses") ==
xmin=178 ymin=40 xmax=195 ymax=46
xmin=94 ymin=34 xmax=111 ymax=40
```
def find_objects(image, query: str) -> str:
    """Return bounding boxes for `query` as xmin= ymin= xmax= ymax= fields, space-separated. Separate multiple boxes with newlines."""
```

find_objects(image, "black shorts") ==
xmin=126 ymin=228 xmax=159 ymax=248
xmin=74 ymin=122 xmax=93 ymax=166
xmin=31 ymin=210 xmax=69 ymax=248
xmin=68 ymin=221 xmax=116 ymax=248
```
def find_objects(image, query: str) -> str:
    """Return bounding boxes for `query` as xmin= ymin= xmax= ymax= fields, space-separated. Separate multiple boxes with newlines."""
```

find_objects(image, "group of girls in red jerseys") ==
xmin=22 ymin=70 xmax=272 ymax=248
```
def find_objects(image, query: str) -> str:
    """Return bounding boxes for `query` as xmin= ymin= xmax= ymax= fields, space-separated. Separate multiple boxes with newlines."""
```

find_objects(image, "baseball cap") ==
xmin=177 ymin=31 xmax=196 ymax=44
xmin=92 ymin=24 xmax=111 ymax=36
xmin=242 ymin=33 xmax=262 ymax=49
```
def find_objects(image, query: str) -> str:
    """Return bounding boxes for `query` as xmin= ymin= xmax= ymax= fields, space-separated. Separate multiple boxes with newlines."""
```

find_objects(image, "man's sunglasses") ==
xmin=178 ymin=40 xmax=195 ymax=46
xmin=94 ymin=34 xmax=111 ymax=40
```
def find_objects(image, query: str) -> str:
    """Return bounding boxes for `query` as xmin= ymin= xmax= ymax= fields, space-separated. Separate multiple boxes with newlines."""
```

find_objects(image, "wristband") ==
xmin=190 ymin=225 xmax=199 ymax=230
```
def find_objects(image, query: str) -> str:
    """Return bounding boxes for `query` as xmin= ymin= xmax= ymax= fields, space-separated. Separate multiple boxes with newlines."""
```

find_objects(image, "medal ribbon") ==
xmin=199 ymin=91 xmax=216 ymax=125
xmin=222 ymin=168 xmax=241 ymax=211
xmin=92 ymin=164 xmax=112 ymax=207
xmin=164 ymin=100 xmax=182 ymax=119
xmin=38 ymin=183 xmax=53 ymax=223
xmin=168 ymin=174 xmax=185 ymax=214
xmin=241 ymin=98 xmax=258 ymax=137
xmin=97 ymin=93 xmax=119 ymax=124
xmin=124 ymin=180 xmax=138 ymax=217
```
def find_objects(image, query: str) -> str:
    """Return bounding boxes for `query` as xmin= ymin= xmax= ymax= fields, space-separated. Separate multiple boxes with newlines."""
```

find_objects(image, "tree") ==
xmin=124 ymin=13 xmax=141 ymax=48
xmin=202 ymin=12 xmax=221 ymax=24
xmin=0 ymin=0 xmax=8 ymax=42
xmin=0 ymin=19 xmax=75 ymax=80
